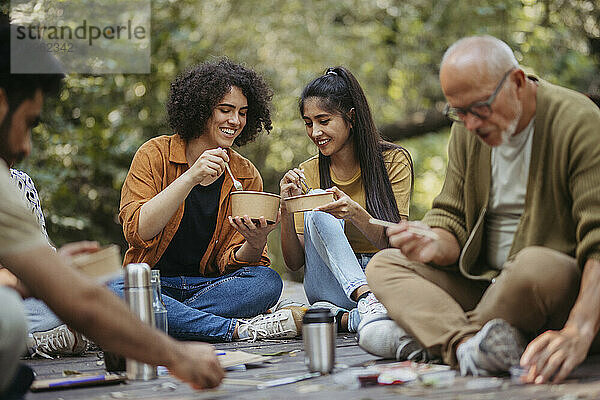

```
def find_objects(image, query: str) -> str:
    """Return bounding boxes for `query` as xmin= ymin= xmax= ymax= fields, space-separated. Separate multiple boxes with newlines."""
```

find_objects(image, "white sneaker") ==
xmin=357 ymin=293 xmax=387 ymax=324
xmin=310 ymin=301 xmax=348 ymax=331
xmin=357 ymin=316 xmax=430 ymax=362
xmin=275 ymin=298 xmax=308 ymax=332
xmin=457 ymin=319 xmax=527 ymax=376
xmin=275 ymin=298 xmax=308 ymax=310
xmin=28 ymin=324 xmax=88 ymax=358
xmin=236 ymin=309 xmax=300 ymax=341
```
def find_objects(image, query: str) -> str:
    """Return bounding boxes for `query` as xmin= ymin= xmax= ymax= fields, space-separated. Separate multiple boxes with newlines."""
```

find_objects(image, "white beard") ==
xmin=499 ymin=101 xmax=522 ymax=145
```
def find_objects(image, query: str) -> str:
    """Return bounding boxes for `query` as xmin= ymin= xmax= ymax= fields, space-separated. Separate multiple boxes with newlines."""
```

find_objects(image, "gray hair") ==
xmin=441 ymin=35 xmax=519 ymax=79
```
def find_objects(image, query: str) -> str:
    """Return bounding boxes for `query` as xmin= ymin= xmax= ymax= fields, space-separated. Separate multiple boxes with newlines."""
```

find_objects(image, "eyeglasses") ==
xmin=443 ymin=68 xmax=515 ymax=123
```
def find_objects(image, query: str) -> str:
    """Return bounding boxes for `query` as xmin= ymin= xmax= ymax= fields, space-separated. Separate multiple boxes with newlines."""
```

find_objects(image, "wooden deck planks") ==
xmin=24 ymin=337 xmax=600 ymax=400
xmin=21 ymin=282 xmax=600 ymax=399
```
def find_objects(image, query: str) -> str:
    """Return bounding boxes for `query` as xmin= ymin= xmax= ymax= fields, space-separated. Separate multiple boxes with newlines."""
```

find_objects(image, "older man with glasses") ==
xmin=358 ymin=35 xmax=600 ymax=383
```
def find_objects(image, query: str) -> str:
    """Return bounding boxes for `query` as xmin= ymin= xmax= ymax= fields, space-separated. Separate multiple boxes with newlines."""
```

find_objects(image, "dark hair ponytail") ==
xmin=299 ymin=66 xmax=413 ymax=222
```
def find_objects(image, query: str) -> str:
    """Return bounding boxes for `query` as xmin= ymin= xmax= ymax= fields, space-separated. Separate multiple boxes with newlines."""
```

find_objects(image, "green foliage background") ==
xmin=14 ymin=0 xmax=599 ymax=279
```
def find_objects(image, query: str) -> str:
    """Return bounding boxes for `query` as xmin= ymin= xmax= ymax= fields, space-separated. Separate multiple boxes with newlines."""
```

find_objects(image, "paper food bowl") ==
xmin=284 ymin=191 xmax=335 ymax=213
xmin=70 ymin=244 xmax=122 ymax=281
xmin=230 ymin=191 xmax=281 ymax=224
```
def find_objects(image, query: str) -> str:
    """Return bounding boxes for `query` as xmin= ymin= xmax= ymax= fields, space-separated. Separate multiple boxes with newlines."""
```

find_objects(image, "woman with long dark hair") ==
xmin=280 ymin=66 xmax=414 ymax=335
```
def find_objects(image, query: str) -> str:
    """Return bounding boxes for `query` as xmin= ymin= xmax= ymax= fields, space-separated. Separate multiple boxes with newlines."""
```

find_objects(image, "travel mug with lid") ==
xmin=302 ymin=308 xmax=335 ymax=374
xmin=124 ymin=263 xmax=157 ymax=380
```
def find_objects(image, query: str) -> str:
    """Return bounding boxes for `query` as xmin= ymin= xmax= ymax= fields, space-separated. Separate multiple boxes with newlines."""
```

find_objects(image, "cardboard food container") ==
xmin=70 ymin=244 xmax=122 ymax=282
xmin=230 ymin=191 xmax=281 ymax=224
xmin=284 ymin=191 xmax=335 ymax=213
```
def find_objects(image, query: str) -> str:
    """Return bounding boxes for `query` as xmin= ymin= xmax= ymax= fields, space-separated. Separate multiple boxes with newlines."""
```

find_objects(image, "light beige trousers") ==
xmin=366 ymin=246 xmax=600 ymax=366
xmin=0 ymin=286 xmax=26 ymax=394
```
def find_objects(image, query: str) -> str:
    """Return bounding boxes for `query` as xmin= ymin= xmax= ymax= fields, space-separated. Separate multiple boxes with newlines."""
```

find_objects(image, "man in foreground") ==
xmin=361 ymin=35 xmax=600 ymax=384
xmin=0 ymin=20 xmax=224 ymax=397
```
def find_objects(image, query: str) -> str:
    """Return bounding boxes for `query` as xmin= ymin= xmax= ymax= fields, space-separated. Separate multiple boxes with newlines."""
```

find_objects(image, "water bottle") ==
xmin=151 ymin=270 xmax=168 ymax=334
xmin=124 ymin=263 xmax=157 ymax=380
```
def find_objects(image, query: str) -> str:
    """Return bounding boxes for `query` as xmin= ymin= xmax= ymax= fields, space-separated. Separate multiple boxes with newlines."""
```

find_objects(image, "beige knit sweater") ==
xmin=423 ymin=77 xmax=600 ymax=281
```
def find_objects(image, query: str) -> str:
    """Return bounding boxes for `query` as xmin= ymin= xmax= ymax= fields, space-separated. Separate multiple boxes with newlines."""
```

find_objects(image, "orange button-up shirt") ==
xmin=119 ymin=134 xmax=270 ymax=277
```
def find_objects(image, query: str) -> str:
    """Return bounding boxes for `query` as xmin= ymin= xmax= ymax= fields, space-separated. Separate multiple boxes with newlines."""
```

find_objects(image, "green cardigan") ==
xmin=423 ymin=77 xmax=600 ymax=281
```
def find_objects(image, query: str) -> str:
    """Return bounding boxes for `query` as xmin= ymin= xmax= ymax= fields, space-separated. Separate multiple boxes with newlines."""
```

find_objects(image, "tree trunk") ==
xmin=378 ymin=109 xmax=451 ymax=141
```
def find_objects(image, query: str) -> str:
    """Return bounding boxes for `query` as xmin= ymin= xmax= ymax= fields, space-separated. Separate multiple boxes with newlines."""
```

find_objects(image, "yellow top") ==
xmin=294 ymin=148 xmax=412 ymax=253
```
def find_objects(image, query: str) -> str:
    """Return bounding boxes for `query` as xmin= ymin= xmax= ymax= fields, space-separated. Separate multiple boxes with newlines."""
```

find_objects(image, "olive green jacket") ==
xmin=422 ymin=77 xmax=600 ymax=281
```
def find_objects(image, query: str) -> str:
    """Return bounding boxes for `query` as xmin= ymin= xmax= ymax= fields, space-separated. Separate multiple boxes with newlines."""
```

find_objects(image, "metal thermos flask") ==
xmin=302 ymin=308 xmax=335 ymax=374
xmin=124 ymin=263 xmax=157 ymax=380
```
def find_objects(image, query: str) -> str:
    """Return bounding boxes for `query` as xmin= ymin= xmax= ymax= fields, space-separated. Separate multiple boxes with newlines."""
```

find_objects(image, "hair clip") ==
xmin=326 ymin=68 xmax=338 ymax=76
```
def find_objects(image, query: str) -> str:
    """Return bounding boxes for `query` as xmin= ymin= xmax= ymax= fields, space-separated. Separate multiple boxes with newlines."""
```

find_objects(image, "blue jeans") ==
xmin=303 ymin=211 xmax=374 ymax=332
xmin=109 ymin=266 xmax=282 ymax=342
xmin=24 ymin=298 xmax=63 ymax=335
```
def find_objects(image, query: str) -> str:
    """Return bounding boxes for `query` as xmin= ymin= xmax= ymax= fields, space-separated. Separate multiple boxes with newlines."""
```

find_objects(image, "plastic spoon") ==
xmin=225 ymin=163 xmax=243 ymax=191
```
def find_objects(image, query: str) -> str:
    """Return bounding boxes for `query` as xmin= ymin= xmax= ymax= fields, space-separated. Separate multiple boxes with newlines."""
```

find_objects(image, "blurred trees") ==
xmin=14 ymin=0 xmax=599 ymax=277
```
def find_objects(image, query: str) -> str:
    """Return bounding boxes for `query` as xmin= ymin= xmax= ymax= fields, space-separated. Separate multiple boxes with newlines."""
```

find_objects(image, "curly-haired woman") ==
xmin=116 ymin=59 xmax=297 ymax=342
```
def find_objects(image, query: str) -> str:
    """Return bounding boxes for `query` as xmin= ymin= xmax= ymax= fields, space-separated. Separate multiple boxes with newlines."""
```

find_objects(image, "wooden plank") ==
xmin=23 ymin=339 xmax=600 ymax=400
xmin=20 ymin=277 xmax=600 ymax=400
